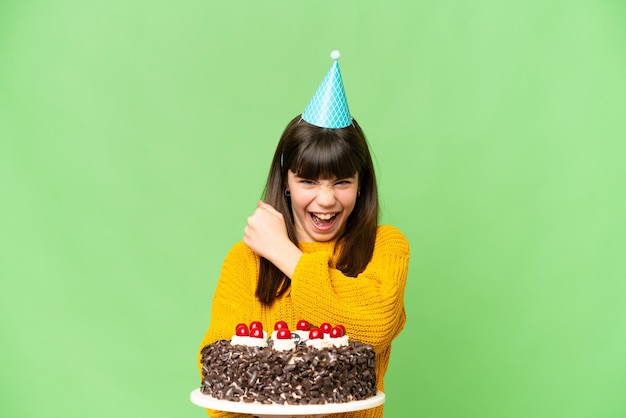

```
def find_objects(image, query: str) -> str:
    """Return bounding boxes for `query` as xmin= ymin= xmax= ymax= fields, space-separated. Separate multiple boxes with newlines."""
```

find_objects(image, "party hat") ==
xmin=302 ymin=50 xmax=352 ymax=128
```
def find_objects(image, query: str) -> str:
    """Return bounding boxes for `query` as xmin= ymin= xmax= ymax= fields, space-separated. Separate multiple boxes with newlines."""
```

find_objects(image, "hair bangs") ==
xmin=290 ymin=134 xmax=361 ymax=180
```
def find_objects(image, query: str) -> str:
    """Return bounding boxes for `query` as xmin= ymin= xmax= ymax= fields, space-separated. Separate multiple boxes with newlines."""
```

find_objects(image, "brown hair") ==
xmin=256 ymin=115 xmax=379 ymax=305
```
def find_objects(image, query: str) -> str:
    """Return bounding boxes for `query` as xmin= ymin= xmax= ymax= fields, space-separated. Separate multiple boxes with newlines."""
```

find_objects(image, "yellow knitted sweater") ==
xmin=198 ymin=224 xmax=409 ymax=418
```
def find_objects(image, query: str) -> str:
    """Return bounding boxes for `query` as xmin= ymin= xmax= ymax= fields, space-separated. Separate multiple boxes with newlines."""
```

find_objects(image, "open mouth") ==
xmin=310 ymin=212 xmax=337 ymax=229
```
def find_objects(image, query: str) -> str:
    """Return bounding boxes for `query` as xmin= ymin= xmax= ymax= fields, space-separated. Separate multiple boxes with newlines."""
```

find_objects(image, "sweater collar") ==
xmin=298 ymin=239 xmax=337 ymax=253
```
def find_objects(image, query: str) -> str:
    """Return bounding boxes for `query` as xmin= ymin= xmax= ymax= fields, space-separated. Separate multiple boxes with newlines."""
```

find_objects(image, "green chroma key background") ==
xmin=1 ymin=1 xmax=625 ymax=417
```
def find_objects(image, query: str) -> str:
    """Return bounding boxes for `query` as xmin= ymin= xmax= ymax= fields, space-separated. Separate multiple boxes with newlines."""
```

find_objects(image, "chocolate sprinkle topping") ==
xmin=199 ymin=340 xmax=377 ymax=404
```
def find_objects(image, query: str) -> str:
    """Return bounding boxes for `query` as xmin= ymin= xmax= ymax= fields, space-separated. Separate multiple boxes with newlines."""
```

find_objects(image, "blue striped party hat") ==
xmin=302 ymin=50 xmax=352 ymax=128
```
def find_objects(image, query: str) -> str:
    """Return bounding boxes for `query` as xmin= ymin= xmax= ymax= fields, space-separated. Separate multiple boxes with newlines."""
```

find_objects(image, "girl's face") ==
xmin=287 ymin=170 xmax=359 ymax=242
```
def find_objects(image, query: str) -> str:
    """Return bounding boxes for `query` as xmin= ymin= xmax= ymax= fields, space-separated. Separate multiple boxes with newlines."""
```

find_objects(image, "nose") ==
xmin=316 ymin=186 xmax=336 ymax=207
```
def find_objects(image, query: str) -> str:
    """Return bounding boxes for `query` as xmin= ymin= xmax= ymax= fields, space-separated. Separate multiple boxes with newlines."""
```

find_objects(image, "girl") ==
xmin=199 ymin=52 xmax=409 ymax=417
xmin=198 ymin=116 xmax=409 ymax=418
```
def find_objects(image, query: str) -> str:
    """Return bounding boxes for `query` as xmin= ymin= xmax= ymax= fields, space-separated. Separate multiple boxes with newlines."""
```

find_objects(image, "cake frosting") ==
xmin=199 ymin=320 xmax=377 ymax=405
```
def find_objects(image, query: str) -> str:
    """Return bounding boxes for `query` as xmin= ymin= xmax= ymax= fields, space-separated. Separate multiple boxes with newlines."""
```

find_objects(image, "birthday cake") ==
xmin=199 ymin=320 xmax=377 ymax=405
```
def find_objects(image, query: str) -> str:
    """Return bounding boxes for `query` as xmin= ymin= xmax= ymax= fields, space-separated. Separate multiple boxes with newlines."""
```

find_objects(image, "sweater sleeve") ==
xmin=290 ymin=225 xmax=409 ymax=353
xmin=198 ymin=242 xmax=258 ymax=363
xmin=197 ymin=242 xmax=261 ymax=418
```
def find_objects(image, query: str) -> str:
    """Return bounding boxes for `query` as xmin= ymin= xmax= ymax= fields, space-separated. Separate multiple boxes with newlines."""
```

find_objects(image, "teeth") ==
xmin=313 ymin=213 xmax=335 ymax=220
